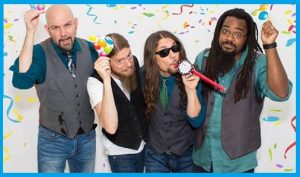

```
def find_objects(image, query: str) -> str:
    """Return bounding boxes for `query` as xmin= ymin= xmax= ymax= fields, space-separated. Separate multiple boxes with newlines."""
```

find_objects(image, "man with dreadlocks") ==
xmin=192 ymin=8 xmax=292 ymax=173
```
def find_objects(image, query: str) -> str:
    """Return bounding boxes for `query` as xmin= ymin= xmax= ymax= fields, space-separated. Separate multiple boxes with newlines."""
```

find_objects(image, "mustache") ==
xmin=59 ymin=37 xmax=72 ymax=43
xmin=221 ymin=41 xmax=236 ymax=47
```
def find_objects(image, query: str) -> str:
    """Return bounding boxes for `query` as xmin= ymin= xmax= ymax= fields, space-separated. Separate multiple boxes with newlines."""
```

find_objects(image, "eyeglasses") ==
xmin=221 ymin=28 xmax=247 ymax=39
xmin=112 ymin=53 xmax=134 ymax=65
xmin=155 ymin=43 xmax=181 ymax=58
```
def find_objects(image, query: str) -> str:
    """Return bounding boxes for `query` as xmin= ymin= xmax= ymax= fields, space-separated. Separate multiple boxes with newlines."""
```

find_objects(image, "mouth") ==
xmin=222 ymin=43 xmax=235 ymax=50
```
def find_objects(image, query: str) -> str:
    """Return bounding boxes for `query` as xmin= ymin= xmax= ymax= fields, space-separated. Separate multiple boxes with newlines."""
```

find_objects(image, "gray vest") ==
xmin=149 ymin=85 xmax=194 ymax=156
xmin=195 ymin=53 xmax=264 ymax=159
xmin=36 ymin=38 xmax=95 ymax=139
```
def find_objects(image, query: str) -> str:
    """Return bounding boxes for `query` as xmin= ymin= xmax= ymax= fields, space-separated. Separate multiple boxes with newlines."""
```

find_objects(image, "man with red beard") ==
xmin=192 ymin=8 xmax=293 ymax=173
xmin=10 ymin=5 xmax=98 ymax=172
xmin=87 ymin=33 xmax=146 ymax=172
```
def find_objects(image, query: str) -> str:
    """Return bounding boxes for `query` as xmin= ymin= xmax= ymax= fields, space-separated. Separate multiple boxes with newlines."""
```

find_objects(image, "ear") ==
xmin=44 ymin=24 xmax=50 ymax=34
xmin=74 ymin=18 xmax=78 ymax=29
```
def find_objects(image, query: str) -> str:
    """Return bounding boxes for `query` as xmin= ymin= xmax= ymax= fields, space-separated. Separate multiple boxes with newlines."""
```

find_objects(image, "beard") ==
xmin=58 ymin=37 xmax=74 ymax=52
xmin=112 ymin=67 xmax=138 ymax=93
xmin=216 ymin=44 xmax=236 ymax=76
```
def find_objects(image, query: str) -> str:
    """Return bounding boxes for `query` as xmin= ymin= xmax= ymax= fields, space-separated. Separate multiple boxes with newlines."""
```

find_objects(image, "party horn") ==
xmin=177 ymin=59 xmax=226 ymax=92
xmin=88 ymin=35 xmax=114 ymax=56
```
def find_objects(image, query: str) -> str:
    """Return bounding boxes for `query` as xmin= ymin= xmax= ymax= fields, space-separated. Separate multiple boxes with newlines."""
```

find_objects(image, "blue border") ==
xmin=1 ymin=0 xmax=298 ymax=4
xmin=1 ymin=0 xmax=298 ymax=176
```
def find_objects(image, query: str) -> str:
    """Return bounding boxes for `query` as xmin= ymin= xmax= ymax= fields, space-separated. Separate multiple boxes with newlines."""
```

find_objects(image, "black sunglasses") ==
xmin=155 ymin=43 xmax=181 ymax=58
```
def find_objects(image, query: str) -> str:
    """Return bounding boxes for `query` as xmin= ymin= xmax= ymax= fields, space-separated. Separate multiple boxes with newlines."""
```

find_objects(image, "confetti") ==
xmin=143 ymin=12 xmax=155 ymax=17
xmin=173 ymin=4 xmax=194 ymax=15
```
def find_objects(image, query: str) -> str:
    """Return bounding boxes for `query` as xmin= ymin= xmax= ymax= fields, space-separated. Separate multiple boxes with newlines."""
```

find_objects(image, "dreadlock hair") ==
xmin=203 ymin=8 xmax=263 ymax=103
xmin=143 ymin=30 xmax=187 ymax=119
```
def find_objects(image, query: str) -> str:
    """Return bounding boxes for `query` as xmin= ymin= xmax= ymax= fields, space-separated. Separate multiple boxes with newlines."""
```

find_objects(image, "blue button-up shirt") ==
xmin=193 ymin=49 xmax=293 ymax=172
xmin=10 ymin=38 xmax=98 ymax=89
xmin=159 ymin=75 xmax=206 ymax=127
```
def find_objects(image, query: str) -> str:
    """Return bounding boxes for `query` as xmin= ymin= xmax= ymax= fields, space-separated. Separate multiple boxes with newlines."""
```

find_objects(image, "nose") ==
xmin=225 ymin=33 xmax=234 ymax=41
xmin=169 ymin=50 xmax=178 ymax=61
xmin=125 ymin=58 xmax=133 ymax=67
xmin=60 ymin=28 xmax=67 ymax=36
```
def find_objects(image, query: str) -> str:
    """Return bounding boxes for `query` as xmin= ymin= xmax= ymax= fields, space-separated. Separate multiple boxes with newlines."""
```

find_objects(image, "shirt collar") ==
xmin=159 ymin=75 xmax=176 ymax=83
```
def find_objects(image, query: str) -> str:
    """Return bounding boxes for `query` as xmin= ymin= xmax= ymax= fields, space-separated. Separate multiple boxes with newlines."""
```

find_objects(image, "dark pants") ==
xmin=193 ymin=163 xmax=255 ymax=173
xmin=145 ymin=144 xmax=193 ymax=172
xmin=108 ymin=150 xmax=144 ymax=172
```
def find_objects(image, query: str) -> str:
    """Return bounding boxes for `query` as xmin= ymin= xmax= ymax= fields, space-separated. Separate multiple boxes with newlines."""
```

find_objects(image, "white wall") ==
xmin=3 ymin=4 xmax=296 ymax=172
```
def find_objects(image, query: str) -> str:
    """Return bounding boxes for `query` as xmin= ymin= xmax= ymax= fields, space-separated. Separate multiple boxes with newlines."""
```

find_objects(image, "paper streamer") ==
xmin=3 ymin=95 xmax=21 ymax=123
xmin=86 ymin=4 xmax=101 ymax=24
xmin=172 ymin=4 xmax=194 ymax=15
xmin=284 ymin=116 xmax=296 ymax=159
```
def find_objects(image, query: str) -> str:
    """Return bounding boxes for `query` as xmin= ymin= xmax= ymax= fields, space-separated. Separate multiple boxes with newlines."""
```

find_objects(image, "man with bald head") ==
xmin=10 ymin=5 xmax=98 ymax=172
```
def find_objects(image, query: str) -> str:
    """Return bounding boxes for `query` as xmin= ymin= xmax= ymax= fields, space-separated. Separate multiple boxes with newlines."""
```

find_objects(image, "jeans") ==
xmin=145 ymin=144 xmax=193 ymax=172
xmin=192 ymin=163 xmax=255 ymax=173
xmin=108 ymin=150 xmax=144 ymax=172
xmin=38 ymin=125 xmax=96 ymax=173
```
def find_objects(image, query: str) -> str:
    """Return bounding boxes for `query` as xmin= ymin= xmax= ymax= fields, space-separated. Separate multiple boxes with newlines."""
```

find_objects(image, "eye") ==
xmin=233 ymin=32 xmax=242 ymax=38
xmin=222 ymin=28 xmax=229 ymax=35
xmin=64 ymin=22 xmax=72 ymax=28
xmin=116 ymin=59 xmax=124 ymax=64
xmin=51 ymin=26 xmax=60 ymax=31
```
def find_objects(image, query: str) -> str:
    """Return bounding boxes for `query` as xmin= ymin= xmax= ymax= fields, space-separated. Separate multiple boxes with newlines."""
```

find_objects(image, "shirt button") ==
xmin=76 ymin=94 xmax=79 ymax=98
xmin=77 ymin=103 xmax=80 ymax=107
xmin=74 ymin=84 xmax=77 ymax=88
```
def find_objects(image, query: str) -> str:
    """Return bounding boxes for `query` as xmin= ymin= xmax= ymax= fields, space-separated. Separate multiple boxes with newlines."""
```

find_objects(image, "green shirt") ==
xmin=193 ymin=49 xmax=293 ymax=172
xmin=10 ymin=38 xmax=98 ymax=89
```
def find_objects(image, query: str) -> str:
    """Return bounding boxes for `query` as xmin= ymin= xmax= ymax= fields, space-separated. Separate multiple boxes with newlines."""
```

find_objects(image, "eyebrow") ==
xmin=49 ymin=20 xmax=73 ymax=28
xmin=114 ymin=51 xmax=132 ymax=60
xmin=222 ymin=25 xmax=245 ymax=32
xmin=158 ymin=42 xmax=176 ymax=49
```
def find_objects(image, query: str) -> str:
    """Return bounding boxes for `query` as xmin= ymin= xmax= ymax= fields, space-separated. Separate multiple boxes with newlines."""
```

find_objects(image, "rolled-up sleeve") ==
xmin=9 ymin=44 xmax=46 ymax=89
xmin=255 ymin=54 xmax=293 ymax=101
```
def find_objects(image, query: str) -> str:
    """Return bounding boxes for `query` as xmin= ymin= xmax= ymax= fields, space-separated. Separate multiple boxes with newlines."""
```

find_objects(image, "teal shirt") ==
xmin=193 ymin=49 xmax=293 ymax=172
xmin=159 ymin=75 xmax=206 ymax=127
xmin=9 ymin=38 xmax=98 ymax=89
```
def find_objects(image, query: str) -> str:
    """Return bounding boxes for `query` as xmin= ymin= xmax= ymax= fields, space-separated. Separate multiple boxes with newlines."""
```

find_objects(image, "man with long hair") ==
xmin=193 ymin=8 xmax=292 ymax=173
xmin=142 ymin=30 xmax=206 ymax=172
xmin=87 ymin=33 xmax=146 ymax=172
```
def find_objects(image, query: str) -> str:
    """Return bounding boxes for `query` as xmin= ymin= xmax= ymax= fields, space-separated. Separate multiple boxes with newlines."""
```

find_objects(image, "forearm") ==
xmin=19 ymin=31 xmax=35 ymax=73
xmin=186 ymin=88 xmax=201 ymax=117
xmin=99 ymin=80 xmax=118 ymax=134
xmin=265 ymin=48 xmax=289 ymax=98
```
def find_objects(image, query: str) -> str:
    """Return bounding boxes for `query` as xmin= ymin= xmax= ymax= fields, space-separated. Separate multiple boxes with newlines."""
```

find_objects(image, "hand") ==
xmin=261 ymin=20 xmax=278 ymax=44
xmin=182 ymin=73 xmax=200 ymax=90
xmin=94 ymin=57 xmax=111 ymax=81
xmin=24 ymin=9 xmax=45 ymax=33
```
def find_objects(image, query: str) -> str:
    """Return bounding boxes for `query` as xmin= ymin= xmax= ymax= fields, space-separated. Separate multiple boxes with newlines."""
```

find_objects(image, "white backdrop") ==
xmin=3 ymin=4 xmax=296 ymax=173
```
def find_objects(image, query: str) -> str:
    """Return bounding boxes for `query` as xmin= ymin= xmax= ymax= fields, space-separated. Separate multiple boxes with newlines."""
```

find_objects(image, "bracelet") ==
xmin=263 ymin=42 xmax=277 ymax=50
